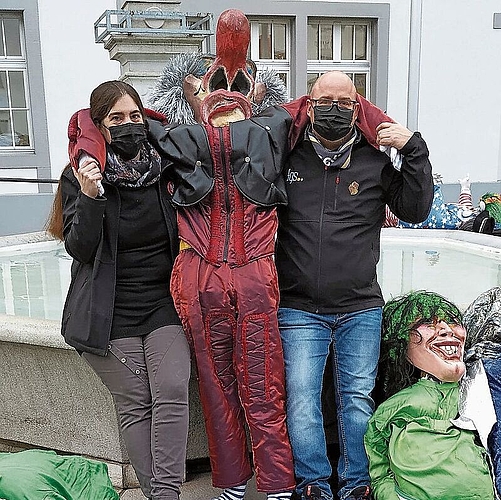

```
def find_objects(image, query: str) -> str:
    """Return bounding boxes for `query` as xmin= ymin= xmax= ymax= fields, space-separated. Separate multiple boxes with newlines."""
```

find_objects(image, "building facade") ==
xmin=1 ymin=0 xmax=501 ymax=235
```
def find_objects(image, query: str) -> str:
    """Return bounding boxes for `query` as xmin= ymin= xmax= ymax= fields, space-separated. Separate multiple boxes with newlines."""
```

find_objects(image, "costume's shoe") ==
xmin=211 ymin=484 xmax=246 ymax=500
xmin=344 ymin=485 xmax=372 ymax=500
xmin=267 ymin=492 xmax=292 ymax=500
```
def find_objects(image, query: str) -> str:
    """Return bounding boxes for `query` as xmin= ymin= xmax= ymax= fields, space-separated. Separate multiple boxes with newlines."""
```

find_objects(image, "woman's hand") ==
xmin=73 ymin=158 xmax=103 ymax=199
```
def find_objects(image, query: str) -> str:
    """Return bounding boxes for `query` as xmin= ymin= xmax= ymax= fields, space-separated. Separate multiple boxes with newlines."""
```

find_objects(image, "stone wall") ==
xmin=0 ymin=313 xmax=209 ymax=495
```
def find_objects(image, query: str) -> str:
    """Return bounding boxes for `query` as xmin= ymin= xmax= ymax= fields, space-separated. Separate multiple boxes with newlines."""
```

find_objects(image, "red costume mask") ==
xmin=183 ymin=9 xmax=266 ymax=127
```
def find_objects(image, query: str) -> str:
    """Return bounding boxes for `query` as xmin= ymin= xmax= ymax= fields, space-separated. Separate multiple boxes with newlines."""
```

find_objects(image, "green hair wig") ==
xmin=481 ymin=192 xmax=501 ymax=224
xmin=379 ymin=290 xmax=463 ymax=399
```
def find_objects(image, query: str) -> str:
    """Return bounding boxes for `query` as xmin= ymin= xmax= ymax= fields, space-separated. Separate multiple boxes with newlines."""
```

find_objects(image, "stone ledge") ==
xmin=0 ymin=313 xmax=209 ymax=494
xmin=0 ymin=231 xmax=53 ymax=248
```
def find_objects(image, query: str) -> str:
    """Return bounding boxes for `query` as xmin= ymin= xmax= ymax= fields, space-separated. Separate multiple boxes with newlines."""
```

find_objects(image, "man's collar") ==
xmin=305 ymin=125 xmax=358 ymax=152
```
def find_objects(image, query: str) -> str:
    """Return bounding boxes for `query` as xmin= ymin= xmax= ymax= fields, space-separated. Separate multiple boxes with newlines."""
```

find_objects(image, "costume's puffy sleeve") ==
xmin=364 ymin=406 xmax=401 ymax=500
xmin=355 ymin=93 xmax=394 ymax=148
xmin=67 ymin=109 xmax=107 ymax=171
xmin=280 ymin=96 xmax=309 ymax=150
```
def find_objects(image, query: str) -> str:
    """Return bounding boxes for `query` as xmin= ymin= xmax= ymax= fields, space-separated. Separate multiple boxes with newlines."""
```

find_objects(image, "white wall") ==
xmin=40 ymin=0 xmax=120 ymax=180
xmin=37 ymin=0 xmax=501 ymax=185
xmin=343 ymin=0 xmax=501 ymax=185
xmin=418 ymin=0 xmax=501 ymax=183
xmin=384 ymin=0 xmax=412 ymax=125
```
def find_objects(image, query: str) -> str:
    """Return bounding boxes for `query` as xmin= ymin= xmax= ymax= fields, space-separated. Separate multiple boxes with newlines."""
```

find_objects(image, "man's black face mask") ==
xmin=312 ymin=106 xmax=354 ymax=142
xmin=108 ymin=122 xmax=147 ymax=160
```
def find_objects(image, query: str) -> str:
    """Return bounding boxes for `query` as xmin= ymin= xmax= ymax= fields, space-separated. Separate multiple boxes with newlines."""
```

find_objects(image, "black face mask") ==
xmin=107 ymin=122 xmax=147 ymax=160
xmin=312 ymin=106 xmax=354 ymax=142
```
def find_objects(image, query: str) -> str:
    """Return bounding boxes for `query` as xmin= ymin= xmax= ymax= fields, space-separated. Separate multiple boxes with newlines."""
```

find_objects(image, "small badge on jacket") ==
xmin=349 ymin=181 xmax=359 ymax=195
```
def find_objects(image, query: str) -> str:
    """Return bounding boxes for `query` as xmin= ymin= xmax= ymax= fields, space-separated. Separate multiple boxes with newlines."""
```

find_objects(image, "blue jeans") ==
xmin=483 ymin=358 xmax=501 ymax=497
xmin=278 ymin=307 xmax=382 ymax=500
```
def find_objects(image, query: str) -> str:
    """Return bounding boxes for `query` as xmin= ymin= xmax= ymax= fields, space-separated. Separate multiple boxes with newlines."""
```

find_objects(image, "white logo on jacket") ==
xmin=286 ymin=168 xmax=304 ymax=184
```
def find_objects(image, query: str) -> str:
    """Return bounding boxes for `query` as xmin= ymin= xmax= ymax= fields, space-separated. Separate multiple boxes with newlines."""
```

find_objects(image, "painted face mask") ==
xmin=407 ymin=319 xmax=466 ymax=382
xmin=108 ymin=122 xmax=147 ymax=160
xmin=312 ymin=106 xmax=354 ymax=142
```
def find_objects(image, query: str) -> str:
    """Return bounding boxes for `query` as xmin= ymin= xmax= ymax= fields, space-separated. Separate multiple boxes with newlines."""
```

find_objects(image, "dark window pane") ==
xmin=355 ymin=25 xmax=367 ymax=60
xmin=4 ymin=18 xmax=21 ymax=57
xmin=341 ymin=25 xmax=354 ymax=60
xmin=354 ymin=73 xmax=367 ymax=97
xmin=10 ymin=71 xmax=26 ymax=107
xmin=13 ymin=110 xmax=30 ymax=146
xmin=259 ymin=22 xmax=272 ymax=59
xmin=0 ymin=72 xmax=8 ymax=108
xmin=274 ymin=23 xmax=286 ymax=59
xmin=0 ymin=110 xmax=13 ymax=146
xmin=320 ymin=25 xmax=333 ymax=60
xmin=307 ymin=23 xmax=319 ymax=60
xmin=307 ymin=73 xmax=320 ymax=93
xmin=278 ymin=72 xmax=287 ymax=86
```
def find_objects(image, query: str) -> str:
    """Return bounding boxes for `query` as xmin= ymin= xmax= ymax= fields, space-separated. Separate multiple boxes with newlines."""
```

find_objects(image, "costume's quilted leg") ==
xmin=234 ymin=257 xmax=295 ymax=492
xmin=170 ymin=250 xmax=252 ymax=488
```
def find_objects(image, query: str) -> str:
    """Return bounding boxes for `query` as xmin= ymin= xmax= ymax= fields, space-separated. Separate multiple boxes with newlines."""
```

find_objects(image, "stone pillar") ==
xmin=101 ymin=1 xmax=212 ymax=100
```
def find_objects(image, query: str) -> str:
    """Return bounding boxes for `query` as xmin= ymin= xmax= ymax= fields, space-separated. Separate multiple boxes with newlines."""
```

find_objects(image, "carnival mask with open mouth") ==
xmin=183 ymin=9 xmax=265 ymax=127
xmin=407 ymin=319 xmax=466 ymax=382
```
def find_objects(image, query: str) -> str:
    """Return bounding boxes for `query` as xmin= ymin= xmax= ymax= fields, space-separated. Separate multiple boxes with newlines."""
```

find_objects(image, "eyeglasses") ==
xmin=309 ymin=98 xmax=358 ymax=112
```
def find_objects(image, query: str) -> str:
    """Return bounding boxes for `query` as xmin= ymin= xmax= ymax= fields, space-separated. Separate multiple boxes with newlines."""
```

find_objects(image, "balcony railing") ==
xmin=94 ymin=9 xmax=214 ymax=43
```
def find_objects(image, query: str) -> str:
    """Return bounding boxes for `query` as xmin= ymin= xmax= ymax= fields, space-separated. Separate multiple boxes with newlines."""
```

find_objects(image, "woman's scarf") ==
xmin=103 ymin=141 xmax=162 ymax=189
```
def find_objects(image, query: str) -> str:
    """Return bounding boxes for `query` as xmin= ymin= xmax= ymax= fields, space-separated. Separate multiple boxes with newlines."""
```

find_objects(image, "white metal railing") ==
xmin=94 ymin=10 xmax=214 ymax=44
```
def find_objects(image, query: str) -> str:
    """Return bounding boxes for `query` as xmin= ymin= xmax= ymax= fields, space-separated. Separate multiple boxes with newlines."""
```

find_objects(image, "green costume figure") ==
xmin=364 ymin=291 xmax=496 ymax=500
xmin=0 ymin=449 xmax=118 ymax=500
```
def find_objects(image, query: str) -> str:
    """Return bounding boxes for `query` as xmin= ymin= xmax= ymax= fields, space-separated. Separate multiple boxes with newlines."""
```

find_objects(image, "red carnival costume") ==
xmin=67 ymin=9 xmax=391 ymax=493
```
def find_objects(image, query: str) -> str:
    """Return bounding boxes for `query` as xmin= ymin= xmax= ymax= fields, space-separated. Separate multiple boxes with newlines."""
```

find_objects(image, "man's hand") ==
xmin=376 ymin=122 xmax=413 ymax=150
xmin=73 ymin=158 xmax=103 ymax=199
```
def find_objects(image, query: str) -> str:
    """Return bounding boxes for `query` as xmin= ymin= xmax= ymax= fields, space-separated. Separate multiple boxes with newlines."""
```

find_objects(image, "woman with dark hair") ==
xmin=46 ymin=80 xmax=190 ymax=500
xmin=364 ymin=290 xmax=496 ymax=500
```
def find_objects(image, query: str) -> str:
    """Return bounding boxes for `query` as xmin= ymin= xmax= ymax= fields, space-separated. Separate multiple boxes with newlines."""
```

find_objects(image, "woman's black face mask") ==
xmin=312 ymin=106 xmax=354 ymax=142
xmin=107 ymin=122 xmax=147 ymax=160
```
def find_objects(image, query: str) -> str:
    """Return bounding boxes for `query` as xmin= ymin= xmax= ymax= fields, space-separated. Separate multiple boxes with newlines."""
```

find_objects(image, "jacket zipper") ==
xmin=315 ymin=165 xmax=330 ymax=312
xmin=334 ymin=170 xmax=340 ymax=211
xmin=315 ymin=168 xmax=341 ymax=312
xmin=219 ymin=127 xmax=231 ymax=262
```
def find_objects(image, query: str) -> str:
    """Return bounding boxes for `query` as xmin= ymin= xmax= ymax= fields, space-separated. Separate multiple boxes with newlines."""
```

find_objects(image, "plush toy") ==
xmin=365 ymin=290 xmax=496 ymax=500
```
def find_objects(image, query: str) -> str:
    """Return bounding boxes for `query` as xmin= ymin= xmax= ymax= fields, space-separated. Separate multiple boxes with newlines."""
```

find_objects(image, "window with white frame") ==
xmin=0 ymin=12 xmax=31 ymax=150
xmin=249 ymin=19 xmax=291 ymax=98
xmin=307 ymin=18 xmax=372 ymax=98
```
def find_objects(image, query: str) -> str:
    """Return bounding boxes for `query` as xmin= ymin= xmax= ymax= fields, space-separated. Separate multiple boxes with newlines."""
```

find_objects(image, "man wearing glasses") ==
xmin=275 ymin=71 xmax=434 ymax=500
